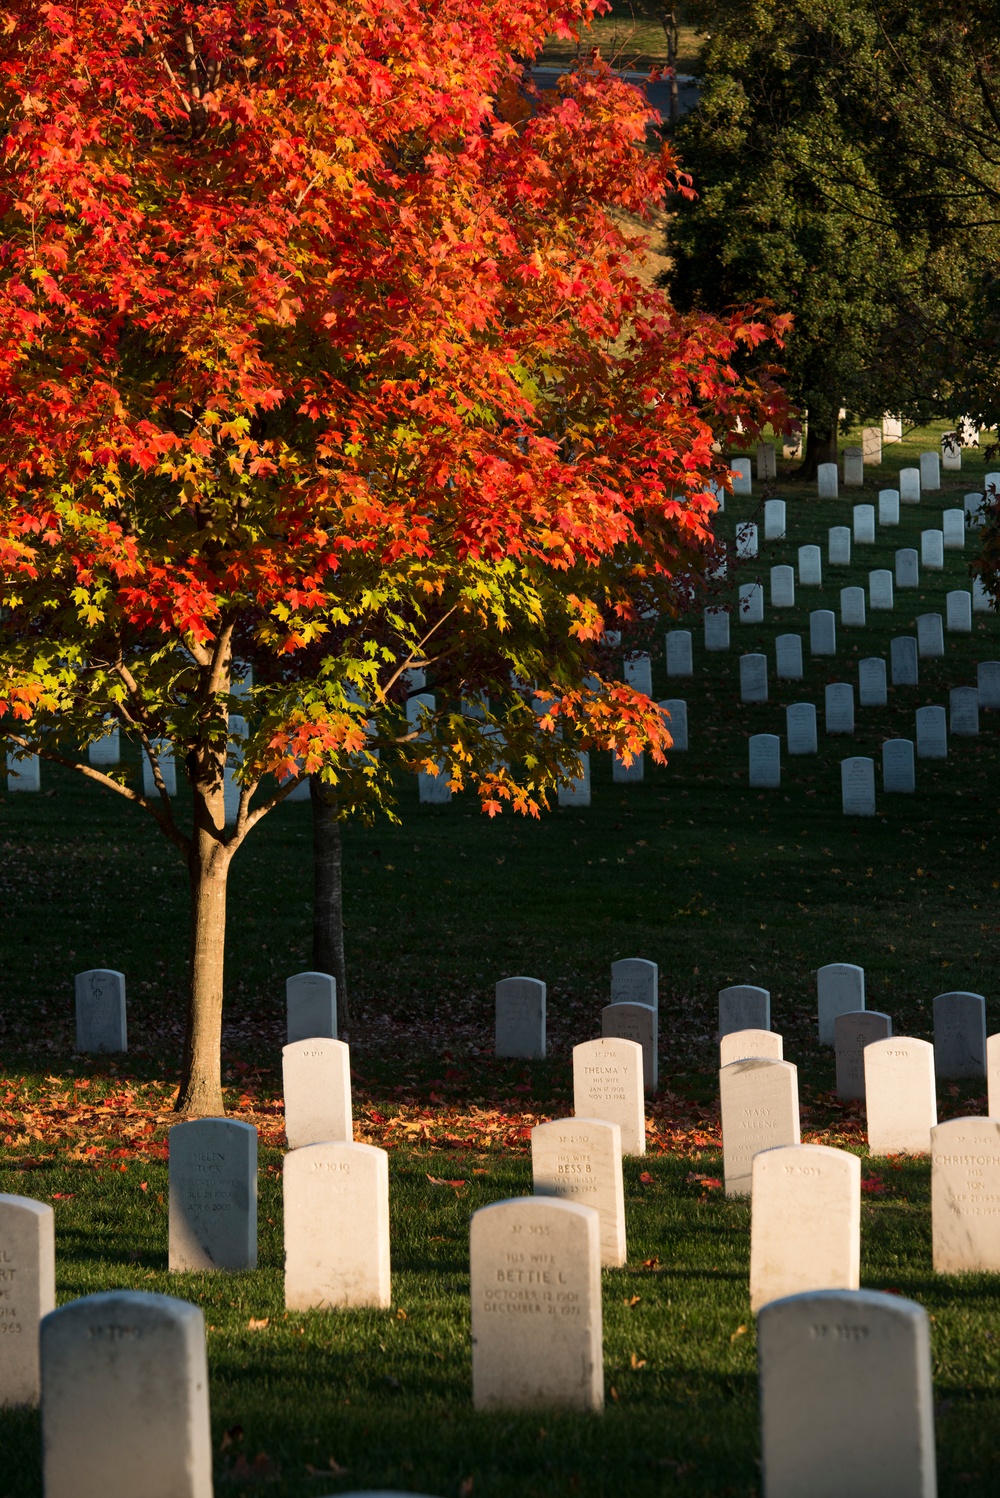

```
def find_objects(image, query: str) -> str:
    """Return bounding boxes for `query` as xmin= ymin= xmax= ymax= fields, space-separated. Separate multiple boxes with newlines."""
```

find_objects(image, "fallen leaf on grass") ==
xmin=730 ymin=1325 xmax=747 ymax=1343
xmin=609 ymin=1385 xmax=619 ymax=1402
xmin=638 ymin=1171 xmax=654 ymax=1184
xmin=642 ymin=1255 xmax=662 ymax=1271
xmin=247 ymin=1317 xmax=270 ymax=1331
xmin=50 ymin=1193 xmax=75 ymax=1200
xmin=686 ymin=1173 xmax=722 ymax=1191
xmin=626 ymin=1295 xmax=642 ymax=1308
xmin=861 ymin=1175 xmax=889 ymax=1195
xmin=306 ymin=1458 xmax=349 ymax=1477
xmin=426 ymin=1174 xmax=466 ymax=1190
xmin=630 ymin=1352 xmax=646 ymax=1369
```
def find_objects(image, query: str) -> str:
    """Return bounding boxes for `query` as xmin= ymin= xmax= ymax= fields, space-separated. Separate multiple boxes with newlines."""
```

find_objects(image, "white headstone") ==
xmin=224 ymin=713 xmax=246 ymax=823
xmin=286 ymin=971 xmax=337 ymax=1044
xmin=660 ymin=699 xmax=688 ymax=751
xmin=0 ymin=1194 xmax=55 ymax=1406
xmin=932 ymin=1117 xmax=1000 ymax=1273
xmin=841 ymin=757 xmax=875 ymax=817
xmin=882 ymin=738 xmax=915 ymax=793
xmin=558 ymin=751 xmax=591 ymax=807
xmin=707 ymin=479 xmax=726 ymax=512
xmin=750 ymin=1145 xmax=860 ymax=1311
xmin=965 ymin=491 xmax=985 ymax=528
xmin=610 ymin=957 xmax=658 ymax=1012
xmin=916 ymin=614 xmax=944 ymax=658
xmin=919 ymin=451 xmax=940 ymax=491
xmin=946 ymin=590 xmax=972 ymax=633
xmin=920 ymin=529 xmax=944 ymax=570
xmin=40 ymin=1291 xmax=213 ymax=1498
xmin=758 ymin=1289 xmax=936 ymax=1498
xmin=758 ymin=443 xmax=777 ymax=480
xmin=142 ymin=739 xmax=177 ymax=798
xmin=739 ymin=581 xmax=764 ymax=623
xmin=895 ymin=547 xmax=919 ymax=588
xmin=775 ymin=634 xmax=803 ymax=680
xmin=864 ymin=1038 xmax=937 ymax=1155
xmin=611 ymin=749 xmax=643 ymax=784
xmin=418 ymin=765 xmax=452 ymax=803
xmin=88 ymin=724 xmax=120 ymax=767
xmin=973 ymin=575 xmax=994 ymax=612
xmin=5 ymin=749 xmax=40 ymax=791
xmin=770 ymin=564 xmax=795 ymax=608
xmin=572 ymin=1038 xmax=645 ymax=1155
xmin=868 ymin=569 xmax=893 ymax=610
xmin=798 ymin=545 xmax=822 ymax=586
xmin=532 ymin=1118 xmax=625 ymax=1268
xmin=168 ymin=1119 xmax=257 ymax=1271
xmin=863 ymin=427 xmax=882 ymax=464
xmin=949 ymin=686 xmax=979 ymax=737
xmin=828 ymin=527 xmax=851 ymax=566
xmin=915 ymin=704 xmax=947 ymax=758
xmin=665 ymin=630 xmax=693 ymax=677
xmin=740 ymin=653 xmax=768 ymax=703
xmin=720 ymin=1028 xmax=782 ymax=1065
xmin=843 ymin=447 xmax=864 ymax=487
xmin=703 ymin=607 xmax=730 ymax=651
xmin=852 ymin=504 xmax=875 ymax=544
xmin=942 ymin=509 xmax=965 ymax=549
xmin=718 ymin=984 xmax=771 ymax=1036
xmin=720 ymin=1058 xmax=800 ymax=1196
xmin=890 ymin=636 xmax=918 ymax=686
xmin=785 ymin=702 xmax=817 ymax=755
xmin=495 ymin=977 xmax=546 ymax=1060
xmin=978 ymin=661 xmax=1000 ymax=708
xmin=601 ymin=1004 xmax=657 ymax=1091
xmin=840 ymin=587 xmax=866 ymax=627
xmin=899 ymin=466 xmax=921 ymax=503
xmin=883 ymin=414 xmax=903 ymax=441
xmin=834 ymin=1011 xmax=892 ymax=1101
xmin=809 ymin=610 xmax=836 ymax=656
xmin=941 ymin=436 xmax=962 ymax=471
xmin=284 ymin=1141 xmax=390 ymax=1310
xmin=986 ymin=471 xmax=1000 ymax=501
xmin=817 ymin=463 xmax=838 ymax=498
xmin=764 ymin=499 xmax=787 ymax=539
xmin=74 ymin=969 xmax=127 ymax=1053
xmin=933 ymin=991 xmax=986 ymax=1079
xmin=858 ymin=658 xmax=887 ymax=707
xmin=282 ymin=1038 xmax=352 ymax=1149
xmin=749 ymin=733 xmax=781 ymax=788
xmin=817 ymin=963 xmax=865 ymax=1045
xmin=825 ymin=683 xmax=855 ymax=735
xmin=623 ymin=653 xmax=653 ymax=696
xmin=731 ymin=457 xmax=752 ymax=495
xmin=878 ymin=489 xmax=900 ymax=526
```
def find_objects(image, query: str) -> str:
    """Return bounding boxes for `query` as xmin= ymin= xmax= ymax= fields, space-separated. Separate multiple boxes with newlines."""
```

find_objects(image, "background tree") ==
xmin=0 ymin=0 xmax=786 ymax=1116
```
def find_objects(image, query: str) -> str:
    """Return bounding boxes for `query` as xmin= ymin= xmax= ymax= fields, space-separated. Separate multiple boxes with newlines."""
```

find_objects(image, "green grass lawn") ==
xmin=3 ymin=417 xmax=1000 ymax=1496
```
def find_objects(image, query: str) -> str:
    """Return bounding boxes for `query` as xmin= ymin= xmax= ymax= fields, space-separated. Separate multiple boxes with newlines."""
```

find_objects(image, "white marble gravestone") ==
xmin=739 ymin=581 xmax=764 ymax=623
xmin=843 ymin=447 xmax=864 ymax=486
xmin=946 ymin=591 xmax=972 ymax=633
xmin=736 ymin=521 xmax=758 ymax=559
xmin=834 ymin=1011 xmax=892 ymax=1101
xmin=718 ymin=984 xmax=771 ymax=1037
xmin=720 ymin=1058 xmax=799 ymax=1196
xmin=817 ymin=463 xmax=838 ymax=498
xmin=858 ymin=658 xmax=887 ymax=707
xmin=74 ymin=969 xmax=127 ymax=1053
xmin=974 ymin=576 xmax=994 ymax=612
xmin=572 ymin=1038 xmax=645 ymax=1155
xmin=864 ymin=1038 xmax=937 ymax=1155
xmin=731 ymin=457 xmax=752 ymax=495
xmin=817 ymin=963 xmax=865 ymax=1045
xmin=895 ymin=548 xmax=919 ymax=588
xmin=863 ymin=427 xmax=882 ymax=464
xmin=703 ymin=607 xmax=730 ymax=651
xmin=532 ymin=1117 xmax=626 ymax=1268
xmin=920 ymin=529 xmax=944 ymax=570
xmin=665 ymin=630 xmax=693 ymax=677
xmin=915 ymin=705 xmax=947 ymax=758
xmin=890 ymin=636 xmax=918 ymax=686
xmin=0 ymin=1194 xmax=55 ymax=1406
xmin=601 ymin=1003 xmax=657 ymax=1091
xmin=841 ymin=758 xmax=875 ymax=817
xmin=978 ymin=661 xmax=1000 ymax=708
xmin=282 ymin=1039 xmax=352 ymax=1150
xmin=283 ymin=1141 xmax=390 ymax=1310
xmin=869 ymin=569 xmax=893 ymax=610
xmin=470 ymin=1197 xmax=603 ymax=1412
xmin=798 ymin=545 xmax=822 ymax=585
xmin=758 ymin=443 xmax=777 ymax=480
xmin=852 ymin=505 xmax=875 ymax=544
xmin=5 ymin=749 xmax=40 ymax=791
xmin=942 ymin=509 xmax=965 ymax=549
xmin=720 ymin=1028 xmax=782 ymax=1065
xmin=660 ymin=699 xmax=688 ymax=751
xmin=611 ymin=749 xmax=643 ymax=784
xmin=932 ymin=1117 xmax=1000 ymax=1273
xmin=933 ymin=992 xmax=986 ymax=1079
xmin=809 ymin=610 xmax=836 ymax=656
xmin=950 ymin=686 xmax=979 ymax=737
xmin=966 ymin=491 xmax=985 ymax=528
xmin=775 ymin=634 xmax=803 ymax=680
xmin=611 ymin=957 xmax=658 ymax=1012
xmin=764 ymin=499 xmax=786 ymax=539
xmin=825 ymin=683 xmax=854 ymax=734
xmin=624 ymin=653 xmax=652 ymax=696
xmin=884 ymin=414 xmax=903 ymax=441
xmin=558 ymin=751 xmax=591 ymax=807
xmin=168 ymin=1119 xmax=257 ymax=1271
xmin=770 ymin=565 xmax=795 ymax=608
xmin=740 ymin=653 xmax=768 ymax=703
xmin=286 ymin=971 xmax=337 ymax=1044
xmin=942 ymin=438 xmax=962 ymax=471
xmin=916 ymin=614 xmax=944 ymax=658
xmin=919 ymin=451 xmax=940 ymax=491
xmin=786 ymin=702 xmax=817 ymax=755
xmin=758 ymin=1289 xmax=936 ymax=1498
xmin=750 ymin=1145 xmax=860 ymax=1312
xmin=407 ymin=693 xmax=452 ymax=804
xmin=495 ymin=977 xmax=546 ymax=1060
xmin=40 ymin=1291 xmax=213 ymax=1498
xmin=882 ymin=739 xmax=915 ymax=793
xmin=88 ymin=724 xmax=120 ymax=767
xmin=224 ymin=713 xmax=247 ymax=823
xmin=142 ymin=739 xmax=177 ymax=798
xmin=899 ymin=466 xmax=921 ymax=503
xmin=878 ymin=489 xmax=900 ymax=526
xmin=749 ymin=734 xmax=781 ymax=788
xmin=840 ymin=587 xmax=866 ymax=627
xmin=828 ymin=527 xmax=851 ymax=567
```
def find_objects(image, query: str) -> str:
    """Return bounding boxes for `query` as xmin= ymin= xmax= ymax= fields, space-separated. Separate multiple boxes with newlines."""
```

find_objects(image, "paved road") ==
xmin=530 ymin=67 xmax=701 ymax=120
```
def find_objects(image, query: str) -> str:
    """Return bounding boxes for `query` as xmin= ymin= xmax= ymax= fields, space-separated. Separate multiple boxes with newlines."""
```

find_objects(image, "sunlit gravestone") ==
xmin=0 ymin=1194 xmax=55 ymax=1406
xmin=283 ymin=1141 xmax=390 ymax=1310
xmin=282 ymin=1038 xmax=353 ymax=1149
xmin=750 ymin=1145 xmax=860 ymax=1311
xmin=531 ymin=1117 xmax=626 ymax=1267
xmin=720 ymin=1057 xmax=800 ymax=1196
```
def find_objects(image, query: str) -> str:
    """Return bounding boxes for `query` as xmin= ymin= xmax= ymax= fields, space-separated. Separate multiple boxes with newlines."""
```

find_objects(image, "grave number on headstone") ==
xmin=532 ymin=1118 xmax=626 ymax=1268
xmin=720 ymin=1028 xmax=783 ymax=1066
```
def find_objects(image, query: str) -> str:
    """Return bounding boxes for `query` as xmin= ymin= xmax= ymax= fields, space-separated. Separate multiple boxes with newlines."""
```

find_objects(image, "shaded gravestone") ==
xmin=5 ymin=750 xmax=40 ymax=792
xmin=720 ymin=1058 xmax=800 ymax=1196
xmin=718 ymin=984 xmax=771 ymax=1036
xmin=878 ymin=489 xmax=900 ymax=526
xmin=852 ymin=505 xmax=875 ymax=544
xmin=749 ymin=734 xmax=780 ymax=788
xmin=841 ymin=758 xmax=875 ymax=817
xmin=941 ymin=439 xmax=961 ymax=471
xmin=882 ymin=739 xmax=915 ymax=794
xmin=920 ymin=529 xmax=944 ymax=570
xmin=558 ymin=751 xmax=591 ymax=807
xmin=739 ymin=581 xmax=764 ymax=623
xmin=470 ymin=1197 xmax=603 ymax=1412
xmin=817 ymin=963 xmax=865 ymax=1045
xmin=899 ymin=466 xmax=921 ymax=503
xmin=863 ymin=428 xmax=882 ymax=465
xmin=758 ymin=444 xmax=777 ymax=481
xmin=915 ymin=705 xmax=947 ymax=759
xmin=40 ymin=1291 xmax=212 ymax=1498
xmin=974 ymin=576 xmax=994 ymax=612
xmin=798 ymin=545 xmax=822 ymax=585
xmin=932 ymin=1117 xmax=1000 ymax=1273
xmin=840 ymin=588 xmax=866 ymax=627
xmin=775 ymin=634 xmax=803 ymax=680
xmin=74 ymin=970 xmax=127 ymax=1054
xmin=834 ymin=1011 xmax=892 ymax=1101
xmin=825 ymin=683 xmax=854 ymax=735
xmin=141 ymin=739 xmax=177 ymax=798
xmin=920 ymin=451 xmax=941 ymax=490
xmin=895 ymin=548 xmax=919 ymax=588
xmin=817 ymin=463 xmax=838 ymax=498
xmin=933 ymin=991 xmax=987 ymax=1079
xmin=286 ymin=971 xmax=337 ymax=1044
xmin=758 ymin=1290 xmax=936 ymax=1498
xmin=740 ymin=653 xmax=768 ymax=703
xmin=284 ymin=1142 xmax=390 ymax=1309
xmin=224 ymin=713 xmax=247 ymax=823
xmin=750 ymin=1145 xmax=860 ymax=1312
xmin=868 ymin=569 xmax=893 ymax=610
xmin=495 ymin=977 xmax=546 ymax=1060
xmin=770 ymin=565 xmax=795 ymax=607
xmin=611 ymin=957 xmax=657 ymax=1012
xmin=864 ymin=1038 xmax=937 ymax=1155
xmin=858 ymin=658 xmax=887 ymax=707
xmin=0 ymin=1194 xmax=55 ymax=1406
xmin=890 ymin=636 xmax=918 ymax=686
xmin=966 ymin=491 xmax=985 ymax=528
xmin=532 ymin=1117 xmax=626 ymax=1267
xmin=611 ymin=749 xmax=643 ymax=784
xmin=946 ymin=591 xmax=972 ymax=633
xmin=737 ymin=522 xmax=758 ymax=559
xmin=168 ymin=1119 xmax=257 ymax=1271
xmin=764 ymin=499 xmax=786 ymax=539
xmin=661 ymin=698 xmax=688 ymax=751
xmin=720 ymin=1029 xmax=782 ymax=1066
xmin=916 ymin=614 xmax=944 ymax=658
xmin=843 ymin=448 xmax=864 ymax=486
xmin=601 ymin=1003 xmax=657 ymax=1091
xmin=704 ymin=607 xmax=730 ymax=651
xmin=732 ymin=457 xmax=752 ymax=494
xmin=978 ymin=661 xmax=1000 ymax=708
xmin=665 ymin=630 xmax=693 ymax=677
xmin=942 ymin=508 xmax=965 ymax=549
xmin=572 ymin=1038 xmax=645 ymax=1155
xmin=828 ymin=527 xmax=851 ymax=566
xmin=88 ymin=724 xmax=120 ymax=767
xmin=785 ymin=702 xmax=817 ymax=755
xmin=809 ymin=610 xmax=835 ymax=656
xmin=950 ymin=687 xmax=979 ymax=737
xmin=282 ymin=1038 xmax=352 ymax=1149
xmin=624 ymin=653 xmax=652 ymax=696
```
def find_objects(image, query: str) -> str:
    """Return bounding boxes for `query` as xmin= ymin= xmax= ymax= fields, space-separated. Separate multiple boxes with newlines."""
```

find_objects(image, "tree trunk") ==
xmin=310 ymin=775 xmax=349 ymax=1026
xmin=176 ymin=758 xmax=232 ymax=1116
xmin=797 ymin=415 xmax=840 ymax=482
